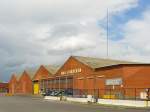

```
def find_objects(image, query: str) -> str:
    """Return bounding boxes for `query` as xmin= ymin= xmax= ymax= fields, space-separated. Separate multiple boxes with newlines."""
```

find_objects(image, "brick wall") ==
xmin=9 ymin=75 xmax=18 ymax=94
xmin=16 ymin=71 xmax=33 ymax=94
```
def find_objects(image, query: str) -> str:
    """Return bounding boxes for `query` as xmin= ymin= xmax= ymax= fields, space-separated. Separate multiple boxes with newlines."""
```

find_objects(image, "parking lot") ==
xmin=0 ymin=96 xmax=149 ymax=112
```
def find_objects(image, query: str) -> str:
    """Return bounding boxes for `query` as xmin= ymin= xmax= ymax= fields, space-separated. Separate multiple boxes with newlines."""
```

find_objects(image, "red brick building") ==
xmin=9 ymin=69 xmax=36 ymax=95
xmin=33 ymin=65 xmax=59 ymax=94
xmin=8 ymin=55 xmax=150 ymax=99
xmin=44 ymin=56 xmax=150 ymax=99
xmin=16 ymin=70 xmax=35 ymax=94
xmin=9 ymin=74 xmax=18 ymax=94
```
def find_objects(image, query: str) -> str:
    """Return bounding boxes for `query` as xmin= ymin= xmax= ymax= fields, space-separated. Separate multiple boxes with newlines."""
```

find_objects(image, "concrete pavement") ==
xmin=0 ymin=96 xmax=149 ymax=112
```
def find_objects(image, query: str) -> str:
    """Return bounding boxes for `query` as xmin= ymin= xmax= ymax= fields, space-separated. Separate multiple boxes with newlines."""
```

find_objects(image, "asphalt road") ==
xmin=0 ymin=96 xmax=150 ymax=112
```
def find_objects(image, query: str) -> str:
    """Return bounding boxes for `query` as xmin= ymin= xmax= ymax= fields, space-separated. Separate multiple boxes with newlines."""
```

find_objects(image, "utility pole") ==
xmin=106 ymin=8 xmax=109 ymax=58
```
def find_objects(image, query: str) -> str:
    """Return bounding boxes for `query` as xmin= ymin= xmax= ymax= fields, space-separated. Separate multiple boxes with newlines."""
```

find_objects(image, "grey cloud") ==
xmin=41 ymin=23 xmax=83 ymax=42
xmin=50 ymin=23 xmax=80 ymax=38
xmin=47 ymin=44 xmax=95 ymax=55
xmin=5 ymin=60 xmax=25 ymax=69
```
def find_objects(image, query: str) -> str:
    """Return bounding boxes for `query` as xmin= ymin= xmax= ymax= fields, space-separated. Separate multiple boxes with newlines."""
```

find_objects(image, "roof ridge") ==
xmin=72 ymin=55 xmax=136 ymax=63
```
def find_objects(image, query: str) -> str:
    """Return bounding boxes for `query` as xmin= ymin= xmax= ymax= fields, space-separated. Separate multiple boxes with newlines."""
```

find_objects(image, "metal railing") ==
xmin=71 ymin=88 xmax=150 ymax=100
xmin=45 ymin=88 xmax=150 ymax=101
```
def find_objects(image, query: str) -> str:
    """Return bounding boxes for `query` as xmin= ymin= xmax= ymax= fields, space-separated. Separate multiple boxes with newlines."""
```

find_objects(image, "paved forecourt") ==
xmin=0 ymin=96 xmax=149 ymax=112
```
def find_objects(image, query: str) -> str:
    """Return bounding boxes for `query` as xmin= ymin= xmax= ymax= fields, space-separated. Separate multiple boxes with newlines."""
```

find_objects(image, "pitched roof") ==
xmin=44 ymin=65 xmax=60 ymax=75
xmin=13 ymin=71 xmax=23 ymax=81
xmin=25 ymin=69 xmax=37 ymax=80
xmin=73 ymin=56 xmax=139 ymax=69
xmin=13 ymin=68 xmax=37 ymax=81
xmin=15 ymin=73 xmax=22 ymax=81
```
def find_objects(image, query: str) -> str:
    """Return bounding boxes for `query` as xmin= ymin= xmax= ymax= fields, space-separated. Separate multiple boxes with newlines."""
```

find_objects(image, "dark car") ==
xmin=44 ymin=90 xmax=53 ymax=96
xmin=54 ymin=91 xmax=65 ymax=96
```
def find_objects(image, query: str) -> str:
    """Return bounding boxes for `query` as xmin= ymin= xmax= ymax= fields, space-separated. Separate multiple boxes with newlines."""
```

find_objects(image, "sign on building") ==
xmin=61 ymin=68 xmax=82 ymax=75
xmin=105 ymin=78 xmax=122 ymax=85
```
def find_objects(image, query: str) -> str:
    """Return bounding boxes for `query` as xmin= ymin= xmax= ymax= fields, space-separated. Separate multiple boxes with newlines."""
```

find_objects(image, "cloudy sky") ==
xmin=0 ymin=0 xmax=150 ymax=81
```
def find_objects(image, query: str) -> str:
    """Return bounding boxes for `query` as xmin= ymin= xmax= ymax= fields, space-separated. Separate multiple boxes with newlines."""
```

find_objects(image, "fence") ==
xmin=71 ymin=88 xmax=150 ymax=100
xmin=47 ymin=88 xmax=150 ymax=101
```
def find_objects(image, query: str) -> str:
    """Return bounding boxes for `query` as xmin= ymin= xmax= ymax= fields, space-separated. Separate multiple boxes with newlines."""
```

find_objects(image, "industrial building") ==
xmin=16 ymin=70 xmax=35 ymax=94
xmin=42 ymin=56 xmax=150 ymax=99
xmin=9 ymin=56 xmax=150 ymax=99
xmin=9 ymin=74 xmax=18 ymax=94
xmin=32 ymin=65 xmax=59 ymax=95
xmin=9 ymin=70 xmax=36 ymax=95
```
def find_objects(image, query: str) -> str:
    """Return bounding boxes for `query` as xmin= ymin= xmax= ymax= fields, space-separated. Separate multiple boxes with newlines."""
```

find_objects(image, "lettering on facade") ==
xmin=105 ymin=78 xmax=122 ymax=85
xmin=61 ymin=68 xmax=82 ymax=75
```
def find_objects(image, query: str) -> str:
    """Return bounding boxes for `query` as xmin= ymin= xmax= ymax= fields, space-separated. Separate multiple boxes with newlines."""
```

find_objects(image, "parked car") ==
xmin=50 ymin=91 xmax=56 ymax=96
xmin=44 ymin=90 xmax=53 ymax=96
xmin=54 ymin=91 xmax=65 ymax=96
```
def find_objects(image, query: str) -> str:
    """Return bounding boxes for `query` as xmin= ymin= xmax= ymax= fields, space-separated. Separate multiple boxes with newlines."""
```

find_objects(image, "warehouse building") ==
xmin=9 ymin=69 xmax=36 ymax=95
xmin=33 ymin=65 xmax=59 ymax=95
xmin=45 ymin=56 xmax=132 ymax=91
xmin=16 ymin=70 xmax=35 ymax=94
xmin=9 ymin=74 xmax=18 ymax=94
xmin=8 ymin=55 xmax=150 ymax=99
xmin=43 ymin=56 xmax=150 ymax=99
